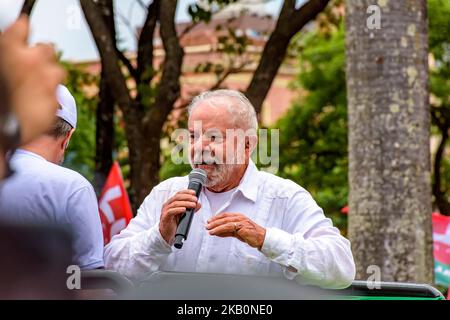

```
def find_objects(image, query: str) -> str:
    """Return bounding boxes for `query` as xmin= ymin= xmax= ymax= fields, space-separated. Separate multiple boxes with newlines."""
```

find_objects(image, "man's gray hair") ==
xmin=187 ymin=89 xmax=258 ymax=133
xmin=46 ymin=117 xmax=73 ymax=139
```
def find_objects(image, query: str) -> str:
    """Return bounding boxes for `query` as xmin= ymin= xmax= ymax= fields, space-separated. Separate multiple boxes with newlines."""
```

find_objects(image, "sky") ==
xmin=0 ymin=0 xmax=284 ymax=61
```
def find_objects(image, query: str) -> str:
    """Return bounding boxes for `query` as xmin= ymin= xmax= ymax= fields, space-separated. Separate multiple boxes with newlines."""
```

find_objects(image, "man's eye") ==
xmin=208 ymin=134 xmax=223 ymax=142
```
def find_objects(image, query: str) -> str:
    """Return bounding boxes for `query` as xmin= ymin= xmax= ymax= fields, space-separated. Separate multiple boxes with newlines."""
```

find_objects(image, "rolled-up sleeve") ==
xmin=260 ymin=191 xmax=356 ymax=289
xmin=103 ymin=188 xmax=172 ymax=280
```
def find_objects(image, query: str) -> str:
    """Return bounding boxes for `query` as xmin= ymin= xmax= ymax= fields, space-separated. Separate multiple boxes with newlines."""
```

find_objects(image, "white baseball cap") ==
xmin=56 ymin=85 xmax=77 ymax=129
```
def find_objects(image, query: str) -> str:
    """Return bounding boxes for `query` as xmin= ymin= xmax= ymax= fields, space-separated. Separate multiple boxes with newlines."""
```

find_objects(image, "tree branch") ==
xmin=137 ymin=0 xmax=159 ymax=84
xmin=80 ymin=0 xmax=131 ymax=113
xmin=91 ymin=0 xmax=117 ymax=193
xmin=245 ymin=0 xmax=330 ymax=114
xmin=116 ymin=48 xmax=139 ymax=81
xmin=431 ymin=105 xmax=450 ymax=214
xmin=20 ymin=0 xmax=36 ymax=16
xmin=144 ymin=0 xmax=183 ymax=129
xmin=178 ymin=4 xmax=229 ymax=41
xmin=211 ymin=60 xmax=252 ymax=90
xmin=96 ymin=0 xmax=139 ymax=82
xmin=433 ymin=127 xmax=450 ymax=214
xmin=175 ymin=59 xmax=252 ymax=116
xmin=117 ymin=10 xmax=140 ymax=40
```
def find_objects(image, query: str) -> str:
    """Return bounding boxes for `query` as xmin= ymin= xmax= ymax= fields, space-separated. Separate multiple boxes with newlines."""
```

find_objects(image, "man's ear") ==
xmin=61 ymin=128 xmax=75 ymax=150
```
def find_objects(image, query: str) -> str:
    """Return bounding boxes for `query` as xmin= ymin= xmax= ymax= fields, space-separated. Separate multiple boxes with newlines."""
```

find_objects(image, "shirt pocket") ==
xmin=229 ymin=242 xmax=271 ymax=276
xmin=250 ymin=196 xmax=273 ymax=227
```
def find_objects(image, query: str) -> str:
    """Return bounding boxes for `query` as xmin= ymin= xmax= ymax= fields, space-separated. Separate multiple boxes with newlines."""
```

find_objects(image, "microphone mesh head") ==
xmin=189 ymin=168 xmax=207 ymax=185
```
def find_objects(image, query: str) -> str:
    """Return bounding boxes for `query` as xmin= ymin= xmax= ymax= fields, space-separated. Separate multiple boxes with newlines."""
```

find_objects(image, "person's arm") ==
xmin=66 ymin=185 xmax=104 ymax=270
xmin=103 ymin=188 xmax=173 ymax=280
xmin=260 ymin=191 xmax=356 ymax=289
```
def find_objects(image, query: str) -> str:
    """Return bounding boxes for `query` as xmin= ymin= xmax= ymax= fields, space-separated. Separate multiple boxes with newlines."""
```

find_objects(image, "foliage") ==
xmin=276 ymin=21 xmax=347 ymax=232
xmin=277 ymin=0 xmax=450 ymax=230
xmin=188 ymin=0 xmax=239 ymax=24
xmin=429 ymin=0 xmax=450 ymax=212
xmin=60 ymin=61 xmax=98 ymax=182
xmin=59 ymin=60 xmax=130 ymax=187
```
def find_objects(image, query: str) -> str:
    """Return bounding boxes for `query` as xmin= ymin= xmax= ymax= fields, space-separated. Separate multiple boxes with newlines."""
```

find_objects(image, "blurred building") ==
xmin=76 ymin=7 xmax=300 ymax=127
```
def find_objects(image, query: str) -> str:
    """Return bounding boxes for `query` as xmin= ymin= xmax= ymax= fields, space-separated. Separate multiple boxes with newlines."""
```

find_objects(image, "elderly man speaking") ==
xmin=104 ymin=90 xmax=355 ymax=289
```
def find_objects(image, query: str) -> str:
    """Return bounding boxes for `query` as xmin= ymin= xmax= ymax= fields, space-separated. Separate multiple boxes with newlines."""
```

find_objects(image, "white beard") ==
xmin=203 ymin=164 xmax=232 ymax=188
xmin=189 ymin=151 xmax=237 ymax=188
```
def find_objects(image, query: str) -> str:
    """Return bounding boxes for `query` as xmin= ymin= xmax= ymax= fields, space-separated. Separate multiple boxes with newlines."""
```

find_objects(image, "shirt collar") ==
xmin=13 ymin=148 xmax=46 ymax=162
xmin=236 ymin=159 xmax=259 ymax=203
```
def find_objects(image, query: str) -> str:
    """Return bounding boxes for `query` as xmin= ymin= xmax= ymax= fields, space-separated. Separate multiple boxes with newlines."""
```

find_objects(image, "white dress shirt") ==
xmin=104 ymin=160 xmax=355 ymax=289
xmin=204 ymin=187 xmax=236 ymax=214
xmin=0 ymin=149 xmax=104 ymax=269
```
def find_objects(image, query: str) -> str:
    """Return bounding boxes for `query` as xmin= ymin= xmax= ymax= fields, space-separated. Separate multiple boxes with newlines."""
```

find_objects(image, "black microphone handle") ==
xmin=174 ymin=180 xmax=202 ymax=249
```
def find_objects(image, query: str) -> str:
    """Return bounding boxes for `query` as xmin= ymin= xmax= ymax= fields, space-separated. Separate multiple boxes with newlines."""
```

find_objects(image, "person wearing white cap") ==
xmin=0 ymin=85 xmax=104 ymax=270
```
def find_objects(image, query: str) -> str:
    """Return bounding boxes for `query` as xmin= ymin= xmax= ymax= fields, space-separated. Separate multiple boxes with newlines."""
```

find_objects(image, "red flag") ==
xmin=98 ymin=162 xmax=133 ymax=245
xmin=432 ymin=212 xmax=450 ymax=287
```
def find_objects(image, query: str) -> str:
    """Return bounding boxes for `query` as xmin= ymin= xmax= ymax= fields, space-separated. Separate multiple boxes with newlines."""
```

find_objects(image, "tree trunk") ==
xmin=346 ymin=0 xmax=433 ymax=283
xmin=127 ymin=126 xmax=161 ymax=213
xmin=92 ymin=0 xmax=115 ymax=195
xmin=93 ymin=74 xmax=114 ymax=195
xmin=124 ymin=110 xmax=161 ymax=212
xmin=130 ymin=0 xmax=183 ymax=210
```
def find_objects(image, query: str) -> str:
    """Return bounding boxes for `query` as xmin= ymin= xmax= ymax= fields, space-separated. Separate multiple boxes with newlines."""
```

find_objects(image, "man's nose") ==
xmin=193 ymin=134 xmax=213 ymax=149
xmin=192 ymin=137 xmax=211 ymax=158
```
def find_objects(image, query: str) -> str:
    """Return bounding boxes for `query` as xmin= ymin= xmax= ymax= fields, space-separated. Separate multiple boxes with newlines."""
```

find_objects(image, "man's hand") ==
xmin=159 ymin=189 xmax=201 ymax=244
xmin=206 ymin=213 xmax=266 ymax=249
xmin=0 ymin=16 xmax=65 ymax=143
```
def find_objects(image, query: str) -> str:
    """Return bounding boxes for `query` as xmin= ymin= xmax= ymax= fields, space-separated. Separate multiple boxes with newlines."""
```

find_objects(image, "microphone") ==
xmin=174 ymin=168 xmax=207 ymax=249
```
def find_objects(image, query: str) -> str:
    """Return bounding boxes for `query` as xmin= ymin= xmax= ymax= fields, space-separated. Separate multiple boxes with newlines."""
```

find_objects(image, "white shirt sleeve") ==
xmin=260 ymin=190 xmax=356 ymax=289
xmin=66 ymin=185 xmax=104 ymax=269
xmin=103 ymin=188 xmax=173 ymax=280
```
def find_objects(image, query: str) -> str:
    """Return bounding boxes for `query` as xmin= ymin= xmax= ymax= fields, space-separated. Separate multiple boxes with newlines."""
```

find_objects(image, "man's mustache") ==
xmin=192 ymin=151 xmax=222 ymax=165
